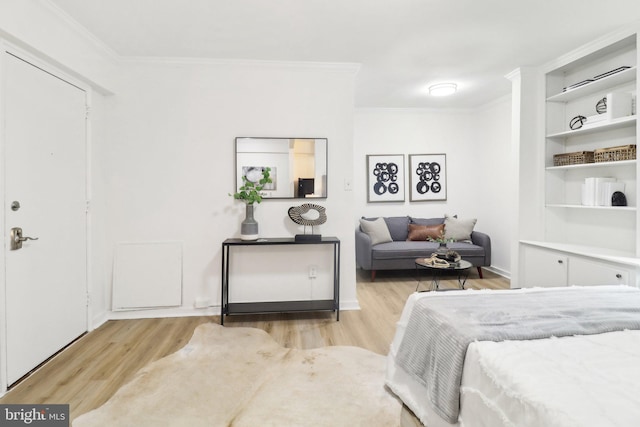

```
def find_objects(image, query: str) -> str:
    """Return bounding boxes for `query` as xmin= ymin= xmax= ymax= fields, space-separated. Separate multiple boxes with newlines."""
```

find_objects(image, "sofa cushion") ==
xmin=444 ymin=214 xmax=477 ymax=241
xmin=407 ymin=223 xmax=445 ymax=241
xmin=409 ymin=217 xmax=444 ymax=226
xmin=359 ymin=217 xmax=393 ymax=245
xmin=447 ymin=242 xmax=485 ymax=258
xmin=371 ymin=241 xmax=485 ymax=261
xmin=372 ymin=241 xmax=439 ymax=260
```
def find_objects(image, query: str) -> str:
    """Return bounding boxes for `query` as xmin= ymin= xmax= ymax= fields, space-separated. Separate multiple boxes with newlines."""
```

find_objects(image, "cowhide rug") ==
xmin=73 ymin=323 xmax=401 ymax=426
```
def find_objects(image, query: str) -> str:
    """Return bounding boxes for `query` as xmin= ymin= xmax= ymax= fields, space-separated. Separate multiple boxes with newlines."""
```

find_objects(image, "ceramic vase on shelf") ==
xmin=240 ymin=203 xmax=259 ymax=240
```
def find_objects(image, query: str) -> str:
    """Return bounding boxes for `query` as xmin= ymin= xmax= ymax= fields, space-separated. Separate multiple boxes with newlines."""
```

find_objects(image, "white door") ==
xmin=3 ymin=52 xmax=88 ymax=386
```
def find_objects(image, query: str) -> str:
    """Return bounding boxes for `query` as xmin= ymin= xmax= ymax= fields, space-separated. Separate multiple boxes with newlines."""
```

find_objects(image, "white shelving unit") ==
xmin=546 ymin=115 xmax=636 ymax=138
xmin=516 ymin=29 xmax=640 ymax=288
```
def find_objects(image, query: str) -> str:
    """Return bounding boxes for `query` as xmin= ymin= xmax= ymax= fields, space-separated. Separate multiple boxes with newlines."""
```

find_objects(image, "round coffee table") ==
xmin=414 ymin=257 xmax=472 ymax=291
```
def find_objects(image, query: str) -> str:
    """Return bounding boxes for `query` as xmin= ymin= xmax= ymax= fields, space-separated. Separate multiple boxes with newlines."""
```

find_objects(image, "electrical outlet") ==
xmin=309 ymin=266 xmax=317 ymax=278
xmin=344 ymin=178 xmax=353 ymax=191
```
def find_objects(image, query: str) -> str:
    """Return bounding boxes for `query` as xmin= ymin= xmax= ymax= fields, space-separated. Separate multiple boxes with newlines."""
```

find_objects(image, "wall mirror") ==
xmin=235 ymin=137 xmax=328 ymax=199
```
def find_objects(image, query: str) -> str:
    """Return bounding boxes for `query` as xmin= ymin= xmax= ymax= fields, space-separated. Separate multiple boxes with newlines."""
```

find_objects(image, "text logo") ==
xmin=0 ymin=405 xmax=68 ymax=427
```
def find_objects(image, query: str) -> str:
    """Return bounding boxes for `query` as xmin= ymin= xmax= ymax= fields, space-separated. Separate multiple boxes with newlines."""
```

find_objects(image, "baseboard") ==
xmin=105 ymin=300 xmax=360 ymax=321
xmin=340 ymin=299 xmax=361 ymax=311
xmin=483 ymin=265 xmax=511 ymax=279
xmin=108 ymin=306 xmax=220 ymax=320
xmin=91 ymin=311 xmax=110 ymax=331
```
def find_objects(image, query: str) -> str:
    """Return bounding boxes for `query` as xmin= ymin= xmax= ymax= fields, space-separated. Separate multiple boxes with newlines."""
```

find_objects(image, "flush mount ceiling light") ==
xmin=428 ymin=83 xmax=457 ymax=97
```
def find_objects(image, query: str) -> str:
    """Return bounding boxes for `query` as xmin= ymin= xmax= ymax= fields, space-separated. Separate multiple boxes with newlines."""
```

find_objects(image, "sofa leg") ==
xmin=371 ymin=270 xmax=376 ymax=281
xmin=477 ymin=267 xmax=484 ymax=279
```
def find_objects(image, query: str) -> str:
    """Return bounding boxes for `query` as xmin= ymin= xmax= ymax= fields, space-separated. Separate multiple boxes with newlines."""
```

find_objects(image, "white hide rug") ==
xmin=73 ymin=323 xmax=401 ymax=427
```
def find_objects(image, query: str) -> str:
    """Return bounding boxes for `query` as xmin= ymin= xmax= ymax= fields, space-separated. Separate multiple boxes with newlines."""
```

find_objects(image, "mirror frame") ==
xmin=234 ymin=137 xmax=328 ymax=200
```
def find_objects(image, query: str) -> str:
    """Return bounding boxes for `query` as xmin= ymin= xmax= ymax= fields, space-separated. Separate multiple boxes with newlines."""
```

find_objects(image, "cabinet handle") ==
xmin=557 ymin=260 xmax=563 ymax=264
xmin=616 ymin=274 xmax=622 ymax=279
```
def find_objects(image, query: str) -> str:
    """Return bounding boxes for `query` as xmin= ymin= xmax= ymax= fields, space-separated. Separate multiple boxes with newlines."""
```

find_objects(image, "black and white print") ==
xmin=366 ymin=154 xmax=405 ymax=202
xmin=409 ymin=154 xmax=446 ymax=201
xmin=241 ymin=166 xmax=277 ymax=191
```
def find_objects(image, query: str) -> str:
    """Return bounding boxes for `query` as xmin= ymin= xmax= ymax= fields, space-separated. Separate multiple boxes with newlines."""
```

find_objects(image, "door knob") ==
xmin=10 ymin=227 xmax=38 ymax=251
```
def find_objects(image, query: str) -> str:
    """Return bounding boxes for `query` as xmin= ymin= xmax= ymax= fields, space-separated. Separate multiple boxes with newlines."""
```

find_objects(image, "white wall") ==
xmin=0 ymin=0 xmax=512 ymax=328
xmin=354 ymin=98 xmax=512 ymax=275
xmin=88 ymin=91 xmax=111 ymax=326
xmin=102 ymin=59 xmax=359 ymax=316
xmin=469 ymin=98 xmax=512 ymax=275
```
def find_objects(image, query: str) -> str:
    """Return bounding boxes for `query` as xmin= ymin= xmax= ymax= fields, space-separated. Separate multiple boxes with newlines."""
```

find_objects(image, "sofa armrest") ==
xmin=355 ymin=228 xmax=374 ymax=270
xmin=471 ymin=231 xmax=491 ymax=266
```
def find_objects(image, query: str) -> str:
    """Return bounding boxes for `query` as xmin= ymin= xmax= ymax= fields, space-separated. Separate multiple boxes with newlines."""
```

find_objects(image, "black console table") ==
xmin=221 ymin=237 xmax=340 ymax=325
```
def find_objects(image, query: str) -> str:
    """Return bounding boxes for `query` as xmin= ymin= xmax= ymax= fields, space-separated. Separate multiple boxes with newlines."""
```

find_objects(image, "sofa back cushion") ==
xmin=407 ymin=223 xmax=445 ymax=241
xmin=409 ymin=217 xmax=445 ymax=226
xmin=359 ymin=217 xmax=393 ymax=245
xmin=383 ymin=216 xmax=410 ymax=241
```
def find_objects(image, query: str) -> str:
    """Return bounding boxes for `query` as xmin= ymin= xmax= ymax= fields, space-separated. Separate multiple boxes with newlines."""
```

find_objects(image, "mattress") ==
xmin=386 ymin=287 xmax=640 ymax=427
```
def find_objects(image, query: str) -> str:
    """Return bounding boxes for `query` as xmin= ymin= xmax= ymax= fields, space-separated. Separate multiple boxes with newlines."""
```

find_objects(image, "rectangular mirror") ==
xmin=235 ymin=137 xmax=328 ymax=199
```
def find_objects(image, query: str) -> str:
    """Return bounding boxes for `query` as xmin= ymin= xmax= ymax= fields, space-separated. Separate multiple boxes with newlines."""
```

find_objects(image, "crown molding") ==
xmin=40 ymin=0 xmax=120 ymax=63
xmin=119 ymin=55 xmax=361 ymax=73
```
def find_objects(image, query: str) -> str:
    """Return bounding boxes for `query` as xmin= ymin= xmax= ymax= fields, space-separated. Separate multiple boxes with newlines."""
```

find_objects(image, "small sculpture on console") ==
xmin=288 ymin=203 xmax=327 ymax=242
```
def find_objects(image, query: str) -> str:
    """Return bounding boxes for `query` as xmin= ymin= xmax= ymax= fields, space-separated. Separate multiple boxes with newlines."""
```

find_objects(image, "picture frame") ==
xmin=409 ymin=154 xmax=447 ymax=202
xmin=366 ymin=154 xmax=405 ymax=202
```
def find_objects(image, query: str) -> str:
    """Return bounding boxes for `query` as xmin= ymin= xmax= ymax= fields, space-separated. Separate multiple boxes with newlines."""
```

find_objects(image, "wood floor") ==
xmin=0 ymin=268 xmax=509 ymax=422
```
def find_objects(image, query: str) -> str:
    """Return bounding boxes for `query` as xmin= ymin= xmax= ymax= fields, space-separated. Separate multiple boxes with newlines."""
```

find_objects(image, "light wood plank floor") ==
xmin=0 ymin=268 xmax=509 ymax=422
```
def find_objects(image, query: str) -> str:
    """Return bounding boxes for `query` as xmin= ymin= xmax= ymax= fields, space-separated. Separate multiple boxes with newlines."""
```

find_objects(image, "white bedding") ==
xmin=386 ymin=287 xmax=640 ymax=427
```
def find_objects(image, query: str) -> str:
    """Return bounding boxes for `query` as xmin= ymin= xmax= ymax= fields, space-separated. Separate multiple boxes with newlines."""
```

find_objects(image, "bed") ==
xmin=386 ymin=286 xmax=640 ymax=427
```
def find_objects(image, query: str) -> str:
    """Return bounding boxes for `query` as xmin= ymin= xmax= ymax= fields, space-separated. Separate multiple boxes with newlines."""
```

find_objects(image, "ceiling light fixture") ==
xmin=429 ymin=83 xmax=457 ymax=97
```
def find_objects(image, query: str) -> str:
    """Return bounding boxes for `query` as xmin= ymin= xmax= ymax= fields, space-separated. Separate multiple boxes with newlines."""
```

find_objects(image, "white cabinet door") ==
xmin=522 ymin=245 xmax=568 ymax=287
xmin=568 ymin=257 xmax=630 ymax=286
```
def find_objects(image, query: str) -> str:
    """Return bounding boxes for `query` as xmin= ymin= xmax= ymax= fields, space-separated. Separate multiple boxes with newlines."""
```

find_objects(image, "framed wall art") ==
xmin=409 ymin=154 xmax=447 ymax=202
xmin=366 ymin=154 xmax=405 ymax=202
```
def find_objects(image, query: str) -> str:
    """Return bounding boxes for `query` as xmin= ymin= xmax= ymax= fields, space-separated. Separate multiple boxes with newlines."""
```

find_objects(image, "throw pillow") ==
xmin=444 ymin=214 xmax=477 ymax=241
xmin=407 ymin=223 xmax=445 ymax=241
xmin=359 ymin=217 xmax=393 ymax=245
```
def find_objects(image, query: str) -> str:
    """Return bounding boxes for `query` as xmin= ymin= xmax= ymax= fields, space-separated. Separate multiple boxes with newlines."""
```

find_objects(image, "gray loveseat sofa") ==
xmin=355 ymin=215 xmax=491 ymax=281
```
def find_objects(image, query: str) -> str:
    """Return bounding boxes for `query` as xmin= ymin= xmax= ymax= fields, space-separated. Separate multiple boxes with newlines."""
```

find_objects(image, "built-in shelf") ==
xmin=546 ymin=203 xmax=636 ymax=211
xmin=546 ymin=115 xmax=636 ymax=139
xmin=546 ymin=159 xmax=637 ymax=171
xmin=547 ymin=66 xmax=637 ymax=103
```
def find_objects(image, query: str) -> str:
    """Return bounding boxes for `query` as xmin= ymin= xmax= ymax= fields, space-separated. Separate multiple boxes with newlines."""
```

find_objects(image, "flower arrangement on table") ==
xmin=427 ymin=231 xmax=460 ymax=263
xmin=427 ymin=230 xmax=454 ymax=245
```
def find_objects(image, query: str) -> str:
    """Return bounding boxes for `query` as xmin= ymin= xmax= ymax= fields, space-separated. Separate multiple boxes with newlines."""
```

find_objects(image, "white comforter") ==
xmin=386 ymin=287 xmax=640 ymax=427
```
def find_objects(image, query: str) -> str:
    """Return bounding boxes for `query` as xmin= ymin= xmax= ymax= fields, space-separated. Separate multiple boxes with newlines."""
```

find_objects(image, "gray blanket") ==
xmin=394 ymin=286 xmax=640 ymax=424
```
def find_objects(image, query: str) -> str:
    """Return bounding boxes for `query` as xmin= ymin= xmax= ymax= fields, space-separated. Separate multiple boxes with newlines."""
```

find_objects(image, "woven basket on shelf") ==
xmin=593 ymin=144 xmax=637 ymax=162
xmin=553 ymin=151 xmax=594 ymax=166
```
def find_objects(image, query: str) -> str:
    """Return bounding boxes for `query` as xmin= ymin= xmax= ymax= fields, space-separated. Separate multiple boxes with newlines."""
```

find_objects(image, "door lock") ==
xmin=10 ymin=227 xmax=39 ymax=251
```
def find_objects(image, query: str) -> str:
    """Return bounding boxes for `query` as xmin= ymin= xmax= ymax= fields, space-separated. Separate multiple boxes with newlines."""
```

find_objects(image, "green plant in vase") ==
xmin=230 ymin=167 xmax=272 ymax=205
xmin=428 ymin=230 xmax=454 ymax=257
xmin=230 ymin=167 xmax=272 ymax=240
xmin=427 ymin=230 xmax=453 ymax=245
